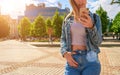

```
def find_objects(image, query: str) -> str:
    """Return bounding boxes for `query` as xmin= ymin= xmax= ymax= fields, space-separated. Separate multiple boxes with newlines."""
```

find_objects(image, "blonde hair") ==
xmin=65 ymin=0 xmax=80 ymax=21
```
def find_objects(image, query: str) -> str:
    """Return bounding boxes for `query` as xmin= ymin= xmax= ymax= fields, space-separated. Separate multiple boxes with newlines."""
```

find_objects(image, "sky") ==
xmin=0 ymin=0 xmax=120 ymax=19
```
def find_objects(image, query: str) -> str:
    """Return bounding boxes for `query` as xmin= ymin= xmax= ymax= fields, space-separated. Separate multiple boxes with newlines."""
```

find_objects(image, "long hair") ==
xmin=65 ymin=0 xmax=80 ymax=21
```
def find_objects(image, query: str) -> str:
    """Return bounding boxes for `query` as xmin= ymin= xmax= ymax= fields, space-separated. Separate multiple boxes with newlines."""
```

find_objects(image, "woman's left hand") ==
xmin=79 ymin=13 xmax=93 ymax=29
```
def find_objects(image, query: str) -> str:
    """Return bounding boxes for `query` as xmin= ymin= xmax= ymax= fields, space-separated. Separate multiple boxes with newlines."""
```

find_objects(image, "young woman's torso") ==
xmin=70 ymin=20 xmax=87 ymax=51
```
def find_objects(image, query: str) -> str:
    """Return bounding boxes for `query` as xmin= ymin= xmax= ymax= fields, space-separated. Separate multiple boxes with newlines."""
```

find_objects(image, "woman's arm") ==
xmin=60 ymin=21 xmax=68 ymax=57
xmin=86 ymin=14 xmax=102 ymax=46
xmin=60 ymin=20 xmax=78 ymax=67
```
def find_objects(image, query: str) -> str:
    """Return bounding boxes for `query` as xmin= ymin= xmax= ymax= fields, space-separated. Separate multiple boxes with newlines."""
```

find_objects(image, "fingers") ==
xmin=69 ymin=62 xmax=78 ymax=68
xmin=65 ymin=52 xmax=78 ymax=68
xmin=80 ymin=17 xmax=88 ymax=23
xmin=68 ymin=58 xmax=78 ymax=68
xmin=80 ymin=8 xmax=89 ymax=15
xmin=81 ymin=11 xmax=89 ymax=15
xmin=79 ymin=19 xmax=91 ymax=28
xmin=79 ymin=18 xmax=87 ymax=25
xmin=79 ymin=14 xmax=89 ymax=24
xmin=71 ymin=58 xmax=78 ymax=65
xmin=78 ymin=13 xmax=93 ymax=28
xmin=81 ymin=14 xmax=90 ymax=20
xmin=79 ymin=20 xmax=88 ymax=28
xmin=84 ymin=14 xmax=91 ymax=20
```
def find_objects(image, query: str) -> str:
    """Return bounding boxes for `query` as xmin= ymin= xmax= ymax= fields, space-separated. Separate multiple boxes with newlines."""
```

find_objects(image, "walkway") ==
xmin=0 ymin=40 xmax=119 ymax=75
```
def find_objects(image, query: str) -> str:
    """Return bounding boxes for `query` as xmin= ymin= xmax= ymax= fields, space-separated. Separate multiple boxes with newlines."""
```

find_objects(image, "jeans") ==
xmin=64 ymin=50 xmax=101 ymax=75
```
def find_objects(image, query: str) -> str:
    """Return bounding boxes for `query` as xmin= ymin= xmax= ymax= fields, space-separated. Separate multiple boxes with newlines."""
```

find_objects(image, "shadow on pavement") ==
xmin=31 ymin=44 xmax=120 ymax=47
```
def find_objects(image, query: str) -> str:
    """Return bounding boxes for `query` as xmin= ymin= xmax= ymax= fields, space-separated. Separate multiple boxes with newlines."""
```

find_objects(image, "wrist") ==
xmin=63 ymin=52 xmax=68 ymax=58
xmin=88 ymin=24 xmax=94 ymax=29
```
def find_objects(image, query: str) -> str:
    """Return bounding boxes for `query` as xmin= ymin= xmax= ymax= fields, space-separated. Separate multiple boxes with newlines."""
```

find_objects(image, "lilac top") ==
xmin=70 ymin=21 xmax=86 ymax=45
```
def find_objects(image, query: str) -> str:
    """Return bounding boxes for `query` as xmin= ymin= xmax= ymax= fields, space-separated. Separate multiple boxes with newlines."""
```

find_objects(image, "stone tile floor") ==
xmin=0 ymin=40 xmax=120 ymax=75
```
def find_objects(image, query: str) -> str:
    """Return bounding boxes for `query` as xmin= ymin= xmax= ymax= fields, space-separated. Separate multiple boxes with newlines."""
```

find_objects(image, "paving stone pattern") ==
xmin=0 ymin=40 xmax=120 ymax=75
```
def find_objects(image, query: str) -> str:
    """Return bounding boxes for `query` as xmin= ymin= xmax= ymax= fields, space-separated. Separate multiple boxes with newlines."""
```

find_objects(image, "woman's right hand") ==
xmin=64 ymin=52 xmax=78 ymax=68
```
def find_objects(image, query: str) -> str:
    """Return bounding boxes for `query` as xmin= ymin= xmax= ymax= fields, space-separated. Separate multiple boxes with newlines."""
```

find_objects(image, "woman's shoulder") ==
xmin=93 ymin=13 xmax=100 ymax=19
xmin=89 ymin=11 xmax=99 ymax=17
xmin=65 ymin=14 xmax=74 ymax=21
xmin=89 ymin=12 xmax=100 ymax=22
xmin=64 ymin=14 xmax=74 ymax=25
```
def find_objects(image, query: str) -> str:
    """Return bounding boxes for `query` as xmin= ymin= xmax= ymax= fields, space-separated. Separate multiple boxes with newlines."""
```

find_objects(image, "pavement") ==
xmin=0 ymin=40 xmax=120 ymax=75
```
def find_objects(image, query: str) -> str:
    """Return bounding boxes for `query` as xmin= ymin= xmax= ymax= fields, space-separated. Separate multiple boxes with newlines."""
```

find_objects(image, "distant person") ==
xmin=112 ymin=33 xmax=115 ymax=39
xmin=60 ymin=0 xmax=102 ymax=75
xmin=102 ymin=34 xmax=104 ymax=40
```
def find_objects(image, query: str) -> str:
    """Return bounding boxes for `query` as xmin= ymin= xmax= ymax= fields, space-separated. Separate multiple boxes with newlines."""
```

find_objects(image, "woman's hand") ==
xmin=79 ymin=13 xmax=93 ymax=29
xmin=64 ymin=52 xmax=78 ymax=68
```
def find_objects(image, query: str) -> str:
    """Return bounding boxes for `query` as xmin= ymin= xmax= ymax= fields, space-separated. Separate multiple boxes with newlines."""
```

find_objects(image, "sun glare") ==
xmin=1 ymin=2 xmax=14 ymax=14
xmin=1 ymin=0 xmax=26 ymax=19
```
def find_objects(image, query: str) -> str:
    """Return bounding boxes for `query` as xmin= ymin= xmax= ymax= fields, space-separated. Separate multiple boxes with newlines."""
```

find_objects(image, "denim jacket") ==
xmin=60 ymin=12 xmax=102 ymax=56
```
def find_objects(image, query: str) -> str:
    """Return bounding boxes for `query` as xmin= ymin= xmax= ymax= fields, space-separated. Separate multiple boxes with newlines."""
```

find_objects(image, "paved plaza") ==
xmin=0 ymin=40 xmax=120 ymax=75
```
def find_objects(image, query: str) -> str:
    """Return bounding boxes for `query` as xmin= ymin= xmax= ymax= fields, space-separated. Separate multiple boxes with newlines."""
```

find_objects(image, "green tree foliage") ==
xmin=18 ymin=17 xmax=31 ymax=41
xmin=46 ymin=18 xmax=52 ymax=30
xmin=30 ymin=23 xmax=35 ymax=37
xmin=52 ymin=11 xmax=64 ymax=37
xmin=108 ymin=19 xmax=113 ymax=32
xmin=96 ymin=6 xmax=109 ymax=33
xmin=111 ymin=0 xmax=120 ymax=5
xmin=46 ymin=18 xmax=53 ymax=43
xmin=0 ymin=16 xmax=10 ymax=38
xmin=111 ymin=12 xmax=120 ymax=33
xmin=33 ymin=15 xmax=46 ymax=38
xmin=46 ymin=18 xmax=53 ymax=36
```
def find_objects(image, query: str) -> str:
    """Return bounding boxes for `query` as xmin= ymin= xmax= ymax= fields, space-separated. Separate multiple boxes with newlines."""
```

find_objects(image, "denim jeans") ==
xmin=64 ymin=50 xmax=101 ymax=75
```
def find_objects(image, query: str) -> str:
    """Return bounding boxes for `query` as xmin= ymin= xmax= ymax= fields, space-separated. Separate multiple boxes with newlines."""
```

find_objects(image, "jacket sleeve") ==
xmin=60 ymin=20 xmax=68 ymax=57
xmin=86 ymin=14 xmax=102 ymax=46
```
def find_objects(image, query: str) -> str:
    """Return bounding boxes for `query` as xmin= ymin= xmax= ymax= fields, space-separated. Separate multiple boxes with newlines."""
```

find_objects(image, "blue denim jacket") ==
xmin=60 ymin=12 xmax=102 ymax=56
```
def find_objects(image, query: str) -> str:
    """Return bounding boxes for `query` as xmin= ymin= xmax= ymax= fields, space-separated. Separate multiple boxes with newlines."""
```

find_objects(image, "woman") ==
xmin=60 ymin=0 xmax=102 ymax=75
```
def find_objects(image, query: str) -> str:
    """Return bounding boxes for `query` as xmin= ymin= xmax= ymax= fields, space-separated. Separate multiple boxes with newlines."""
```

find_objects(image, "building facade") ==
xmin=18 ymin=3 xmax=70 ymax=22
xmin=2 ymin=15 xmax=18 ymax=39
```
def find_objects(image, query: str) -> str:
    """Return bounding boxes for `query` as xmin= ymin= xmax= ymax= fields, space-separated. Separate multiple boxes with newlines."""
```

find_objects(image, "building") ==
xmin=0 ymin=7 xmax=1 ymax=15
xmin=18 ymin=3 xmax=70 ymax=22
xmin=0 ymin=6 xmax=1 ymax=15
xmin=0 ymin=6 xmax=18 ymax=39
xmin=2 ymin=15 xmax=18 ymax=39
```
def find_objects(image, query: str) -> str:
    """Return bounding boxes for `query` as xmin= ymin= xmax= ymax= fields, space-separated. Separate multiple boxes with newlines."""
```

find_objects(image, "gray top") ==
xmin=70 ymin=21 xmax=86 ymax=45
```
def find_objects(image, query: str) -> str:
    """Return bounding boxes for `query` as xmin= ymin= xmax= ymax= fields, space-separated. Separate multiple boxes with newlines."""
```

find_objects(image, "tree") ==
xmin=96 ymin=6 xmax=109 ymax=33
xmin=18 ymin=17 xmax=31 ymax=41
xmin=0 ymin=16 xmax=10 ymax=38
xmin=111 ymin=0 xmax=120 ymax=5
xmin=52 ymin=11 xmax=64 ymax=38
xmin=33 ymin=15 xmax=46 ymax=39
xmin=46 ymin=18 xmax=53 ymax=44
xmin=111 ymin=12 xmax=120 ymax=39
xmin=30 ymin=23 xmax=35 ymax=38
xmin=108 ymin=19 xmax=113 ymax=32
